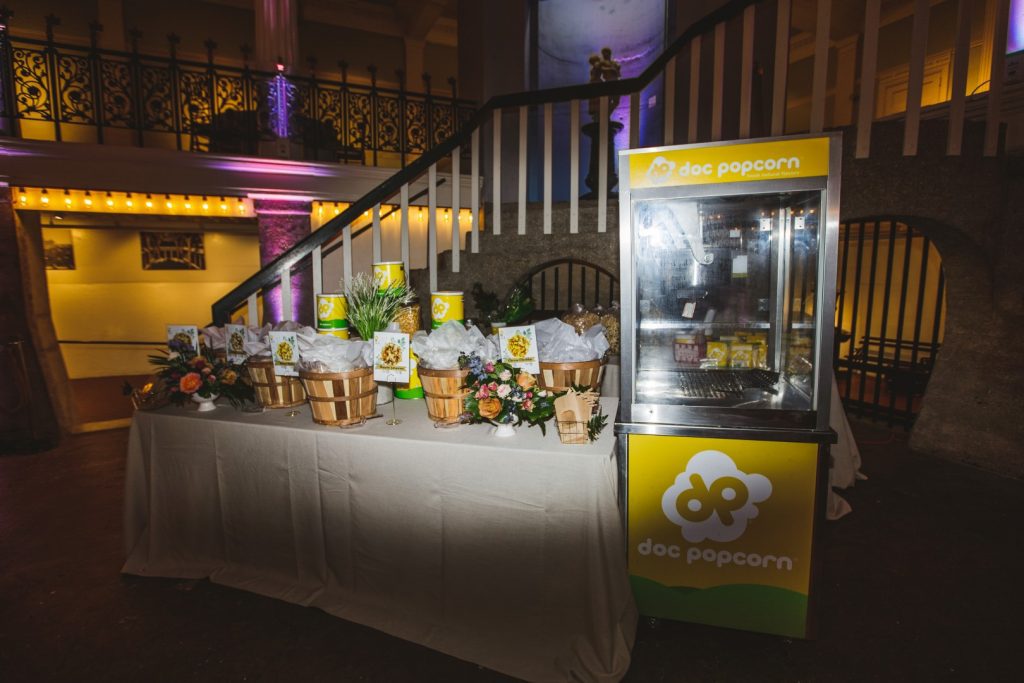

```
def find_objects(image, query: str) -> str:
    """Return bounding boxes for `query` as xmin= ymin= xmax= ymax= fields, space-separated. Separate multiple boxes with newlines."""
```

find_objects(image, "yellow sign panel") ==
xmin=627 ymin=433 xmax=820 ymax=637
xmin=628 ymin=137 xmax=830 ymax=189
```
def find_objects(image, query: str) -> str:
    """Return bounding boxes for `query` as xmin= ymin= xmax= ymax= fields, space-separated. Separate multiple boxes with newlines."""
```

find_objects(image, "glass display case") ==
xmin=618 ymin=136 xmax=840 ymax=432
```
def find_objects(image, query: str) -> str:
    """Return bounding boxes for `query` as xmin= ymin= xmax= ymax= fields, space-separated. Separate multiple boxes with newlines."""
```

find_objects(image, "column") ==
xmin=0 ymin=184 xmax=63 ymax=450
xmin=252 ymin=196 xmax=313 ymax=325
xmin=254 ymin=0 xmax=300 ymax=72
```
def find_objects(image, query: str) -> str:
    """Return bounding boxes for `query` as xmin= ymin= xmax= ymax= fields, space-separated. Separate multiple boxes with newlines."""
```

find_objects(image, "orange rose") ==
xmin=477 ymin=397 xmax=502 ymax=420
xmin=516 ymin=372 xmax=537 ymax=390
xmin=179 ymin=372 xmax=203 ymax=394
xmin=220 ymin=369 xmax=237 ymax=385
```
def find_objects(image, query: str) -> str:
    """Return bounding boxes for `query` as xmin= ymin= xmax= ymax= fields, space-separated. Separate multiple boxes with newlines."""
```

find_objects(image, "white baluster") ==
xmin=903 ymin=0 xmax=930 ymax=156
xmin=247 ymin=292 xmax=258 ymax=326
xmin=452 ymin=146 xmax=460 ymax=271
xmin=598 ymin=96 xmax=608 ymax=234
xmin=281 ymin=267 xmax=292 ymax=322
xmin=492 ymin=108 xmax=502 ymax=235
xmin=570 ymin=99 xmax=579 ymax=234
xmin=946 ymin=0 xmax=972 ymax=156
xmin=312 ymin=245 xmax=322 ymax=297
xmin=471 ymin=127 xmax=480 ymax=252
xmin=664 ymin=56 xmax=676 ymax=145
xmin=810 ymin=0 xmax=831 ymax=133
xmin=428 ymin=163 xmax=438 ymax=291
xmin=372 ymin=203 xmax=382 ymax=262
xmin=856 ymin=0 xmax=881 ymax=158
xmin=739 ymin=5 xmax=755 ymax=139
xmin=688 ymin=37 xmax=701 ymax=143
xmin=712 ymin=21 xmax=725 ymax=141
xmin=771 ymin=0 xmax=791 ymax=136
xmin=400 ymin=183 xmax=410 ymax=274
xmin=984 ymin=0 xmax=1010 ymax=157
xmin=518 ymin=105 xmax=527 ymax=235
xmin=342 ymin=221 xmax=352 ymax=289
xmin=543 ymin=102 xmax=552 ymax=235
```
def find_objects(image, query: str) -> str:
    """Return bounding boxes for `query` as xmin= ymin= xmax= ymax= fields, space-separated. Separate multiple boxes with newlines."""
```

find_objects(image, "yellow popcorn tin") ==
xmin=373 ymin=261 xmax=406 ymax=289
xmin=317 ymin=328 xmax=350 ymax=339
xmin=316 ymin=293 xmax=348 ymax=330
xmin=431 ymin=291 xmax=464 ymax=329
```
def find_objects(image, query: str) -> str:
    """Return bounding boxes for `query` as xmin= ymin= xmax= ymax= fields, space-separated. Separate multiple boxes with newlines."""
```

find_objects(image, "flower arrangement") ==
xmin=345 ymin=272 xmax=414 ymax=340
xmin=460 ymin=354 xmax=556 ymax=433
xmin=148 ymin=339 xmax=255 ymax=408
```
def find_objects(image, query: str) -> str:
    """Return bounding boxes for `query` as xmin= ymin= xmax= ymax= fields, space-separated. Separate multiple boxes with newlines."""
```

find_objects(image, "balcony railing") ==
xmin=0 ymin=13 xmax=474 ymax=167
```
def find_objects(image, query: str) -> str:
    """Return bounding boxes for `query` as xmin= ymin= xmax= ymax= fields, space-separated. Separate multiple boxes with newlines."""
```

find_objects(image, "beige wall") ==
xmin=45 ymin=224 xmax=259 ymax=377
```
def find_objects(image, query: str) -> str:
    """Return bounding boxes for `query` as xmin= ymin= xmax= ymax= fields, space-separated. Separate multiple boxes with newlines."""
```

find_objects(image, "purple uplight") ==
xmin=271 ymin=67 xmax=290 ymax=139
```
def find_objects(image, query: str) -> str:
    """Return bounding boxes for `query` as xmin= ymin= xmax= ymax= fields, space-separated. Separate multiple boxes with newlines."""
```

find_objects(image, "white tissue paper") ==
xmin=296 ymin=333 xmax=372 ymax=373
xmin=412 ymin=320 xmax=498 ymax=369
xmin=204 ymin=322 xmax=269 ymax=351
xmin=242 ymin=321 xmax=314 ymax=359
xmin=534 ymin=318 xmax=610 ymax=362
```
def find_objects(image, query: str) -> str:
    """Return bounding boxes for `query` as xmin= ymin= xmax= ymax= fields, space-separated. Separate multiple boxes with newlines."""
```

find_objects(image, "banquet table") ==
xmin=123 ymin=398 xmax=637 ymax=683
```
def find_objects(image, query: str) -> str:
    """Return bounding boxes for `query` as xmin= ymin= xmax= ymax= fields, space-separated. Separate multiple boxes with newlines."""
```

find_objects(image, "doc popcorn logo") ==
xmin=638 ymin=449 xmax=796 ymax=573
xmin=661 ymin=449 xmax=772 ymax=543
xmin=644 ymin=156 xmax=676 ymax=185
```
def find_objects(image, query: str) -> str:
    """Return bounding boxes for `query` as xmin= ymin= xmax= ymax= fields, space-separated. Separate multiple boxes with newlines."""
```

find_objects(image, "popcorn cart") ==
xmin=615 ymin=134 xmax=841 ymax=638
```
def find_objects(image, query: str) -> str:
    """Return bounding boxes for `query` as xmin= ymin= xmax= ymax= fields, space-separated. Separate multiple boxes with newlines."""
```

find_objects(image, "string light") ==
xmin=183 ymin=195 xmax=192 ymax=210
xmin=165 ymin=194 xmax=173 ymax=210
xmin=18 ymin=188 xmax=27 ymax=204
xmin=220 ymin=197 xmax=228 ymax=212
xmin=201 ymin=196 xmax=209 ymax=211
xmin=105 ymin=191 xmax=114 ymax=207
xmin=125 ymin=193 xmax=133 ymax=208
xmin=64 ymin=190 xmax=72 ymax=207
xmin=145 ymin=193 xmax=153 ymax=209
xmin=40 ymin=189 xmax=49 ymax=205
xmin=84 ymin=191 xmax=93 ymax=207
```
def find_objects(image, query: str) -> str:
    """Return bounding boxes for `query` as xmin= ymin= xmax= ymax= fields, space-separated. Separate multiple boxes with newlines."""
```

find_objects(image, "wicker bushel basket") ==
xmin=538 ymin=359 xmax=606 ymax=395
xmin=418 ymin=366 xmax=470 ymax=424
xmin=246 ymin=358 xmax=307 ymax=408
xmin=299 ymin=368 xmax=377 ymax=427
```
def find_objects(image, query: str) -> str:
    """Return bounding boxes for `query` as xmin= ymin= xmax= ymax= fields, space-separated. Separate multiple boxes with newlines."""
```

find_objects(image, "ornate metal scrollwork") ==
xmin=141 ymin=65 xmax=173 ymax=131
xmin=12 ymin=47 xmax=52 ymax=120
xmin=56 ymin=53 xmax=94 ymax=123
xmin=178 ymin=70 xmax=212 ymax=129
xmin=404 ymin=99 xmax=426 ymax=154
xmin=346 ymin=92 xmax=371 ymax=150
xmin=101 ymin=60 xmax=133 ymax=127
xmin=375 ymin=94 xmax=400 ymax=152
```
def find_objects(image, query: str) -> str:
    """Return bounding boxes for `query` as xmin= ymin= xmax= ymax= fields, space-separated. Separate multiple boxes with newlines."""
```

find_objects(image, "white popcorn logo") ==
xmin=645 ymin=156 xmax=675 ymax=184
xmin=661 ymin=450 xmax=772 ymax=543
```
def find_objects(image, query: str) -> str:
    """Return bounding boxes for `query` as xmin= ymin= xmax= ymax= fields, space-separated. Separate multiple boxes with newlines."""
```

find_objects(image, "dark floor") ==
xmin=0 ymin=421 xmax=1020 ymax=682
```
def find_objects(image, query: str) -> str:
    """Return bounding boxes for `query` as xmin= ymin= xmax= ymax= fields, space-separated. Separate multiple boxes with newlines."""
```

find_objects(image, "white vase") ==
xmin=191 ymin=393 xmax=219 ymax=412
xmin=492 ymin=422 xmax=517 ymax=438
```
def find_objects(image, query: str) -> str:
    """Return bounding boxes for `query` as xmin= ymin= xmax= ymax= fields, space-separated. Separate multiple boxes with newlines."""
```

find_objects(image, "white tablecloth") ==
xmin=123 ymin=398 xmax=637 ymax=683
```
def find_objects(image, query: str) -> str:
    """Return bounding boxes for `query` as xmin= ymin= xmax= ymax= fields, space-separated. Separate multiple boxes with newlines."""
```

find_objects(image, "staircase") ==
xmin=211 ymin=0 xmax=1016 ymax=326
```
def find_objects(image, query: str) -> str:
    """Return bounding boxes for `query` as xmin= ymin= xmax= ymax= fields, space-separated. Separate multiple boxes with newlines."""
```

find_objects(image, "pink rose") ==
xmin=488 ymin=382 xmax=498 ymax=391
xmin=496 ymin=384 xmax=511 ymax=399
xmin=484 ymin=362 xmax=494 ymax=372
xmin=523 ymin=399 xmax=533 ymax=411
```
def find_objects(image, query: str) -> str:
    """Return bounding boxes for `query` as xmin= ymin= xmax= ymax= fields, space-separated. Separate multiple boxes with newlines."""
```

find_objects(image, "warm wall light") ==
xmin=125 ymin=193 xmax=134 ymax=208
xmin=84 ymin=191 xmax=93 ymax=207
xmin=16 ymin=187 xmax=254 ymax=217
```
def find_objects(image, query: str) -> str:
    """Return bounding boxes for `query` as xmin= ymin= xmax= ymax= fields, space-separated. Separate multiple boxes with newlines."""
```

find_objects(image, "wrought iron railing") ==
xmin=0 ymin=12 xmax=474 ymax=166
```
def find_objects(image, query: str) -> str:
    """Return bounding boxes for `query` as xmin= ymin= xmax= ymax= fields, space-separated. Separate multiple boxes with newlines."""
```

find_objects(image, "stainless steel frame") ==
xmin=616 ymin=132 xmax=842 ymax=437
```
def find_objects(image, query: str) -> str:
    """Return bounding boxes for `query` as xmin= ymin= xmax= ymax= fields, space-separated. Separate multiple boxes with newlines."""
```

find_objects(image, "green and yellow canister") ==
xmin=373 ymin=261 xmax=406 ymax=289
xmin=431 ymin=291 xmax=464 ymax=329
xmin=316 ymin=293 xmax=348 ymax=331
